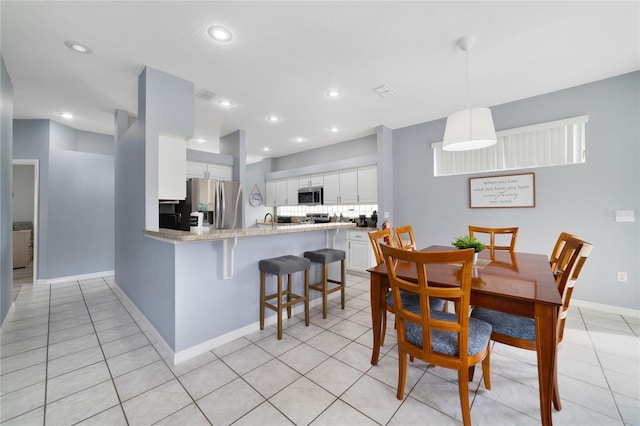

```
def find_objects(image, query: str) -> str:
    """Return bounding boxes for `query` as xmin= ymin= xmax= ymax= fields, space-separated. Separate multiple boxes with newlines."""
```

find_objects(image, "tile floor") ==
xmin=1 ymin=268 xmax=639 ymax=425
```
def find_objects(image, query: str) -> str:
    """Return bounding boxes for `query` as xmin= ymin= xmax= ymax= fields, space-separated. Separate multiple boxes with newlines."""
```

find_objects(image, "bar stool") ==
xmin=259 ymin=255 xmax=310 ymax=339
xmin=303 ymin=249 xmax=346 ymax=319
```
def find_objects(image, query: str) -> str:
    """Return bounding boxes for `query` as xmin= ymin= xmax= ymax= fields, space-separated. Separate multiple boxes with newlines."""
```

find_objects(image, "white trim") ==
xmin=496 ymin=115 xmax=589 ymax=137
xmin=110 ymin=280 xmax=176 ymax=363
xmin=37 ymin=270 xmax=115 ymax=285
xmin=174 ymin=295 xmax=329 ymax=364
xmin=573 ymin=299 xmax=640 ymax=318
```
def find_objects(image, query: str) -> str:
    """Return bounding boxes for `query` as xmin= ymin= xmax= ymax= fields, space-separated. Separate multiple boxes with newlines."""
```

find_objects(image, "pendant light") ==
xmin=442 ymin=35 xmax=497 ymax=151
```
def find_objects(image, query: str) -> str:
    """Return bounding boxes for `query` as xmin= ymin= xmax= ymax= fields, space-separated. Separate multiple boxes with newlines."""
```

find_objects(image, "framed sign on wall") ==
xmin=469 ymin=173 xmax=535 ymax=208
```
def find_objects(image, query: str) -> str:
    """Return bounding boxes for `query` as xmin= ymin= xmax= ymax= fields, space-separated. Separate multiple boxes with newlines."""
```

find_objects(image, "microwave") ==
xmin=298 ymin=187 xmax=323 ymax=205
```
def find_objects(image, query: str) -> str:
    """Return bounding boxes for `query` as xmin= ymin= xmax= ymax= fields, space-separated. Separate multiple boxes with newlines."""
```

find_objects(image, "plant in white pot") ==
xmin=452 ymin=235 xmax=486 ymax=264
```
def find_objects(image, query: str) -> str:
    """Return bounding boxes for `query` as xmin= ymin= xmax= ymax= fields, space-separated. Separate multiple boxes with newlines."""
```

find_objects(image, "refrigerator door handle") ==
xmin=214 ymin=181 xmax=220 ymax=228
xmin=219 ymin=182 xmax=226 ymax=228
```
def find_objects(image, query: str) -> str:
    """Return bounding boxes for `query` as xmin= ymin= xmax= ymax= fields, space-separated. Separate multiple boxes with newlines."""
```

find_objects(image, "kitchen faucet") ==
xmin=264 ymin=212 xmax=274 ymax=229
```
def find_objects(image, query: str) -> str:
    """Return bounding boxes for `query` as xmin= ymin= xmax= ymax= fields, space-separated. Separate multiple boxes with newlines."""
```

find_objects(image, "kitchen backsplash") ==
xmin=277 ymin=204 xmax=378 ymax=219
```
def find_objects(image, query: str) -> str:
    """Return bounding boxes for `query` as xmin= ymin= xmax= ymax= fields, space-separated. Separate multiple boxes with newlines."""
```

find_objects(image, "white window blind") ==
xmin=432 ymin=115 xmax=588 ymax=177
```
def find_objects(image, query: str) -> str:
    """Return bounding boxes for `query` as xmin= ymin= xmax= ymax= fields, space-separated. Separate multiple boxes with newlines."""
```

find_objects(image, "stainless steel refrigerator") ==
xmin=179 ymin=178 xmax=243 ymax=230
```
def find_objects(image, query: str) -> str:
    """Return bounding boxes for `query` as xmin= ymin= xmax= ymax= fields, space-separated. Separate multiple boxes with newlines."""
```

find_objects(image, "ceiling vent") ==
xmin=195 ymin=89 xmax=217 ymax=101
xmin=373 ymin=84 xmax=397 ymax=97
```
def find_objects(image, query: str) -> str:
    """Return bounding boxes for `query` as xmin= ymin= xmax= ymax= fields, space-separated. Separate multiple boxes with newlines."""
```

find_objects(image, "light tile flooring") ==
xmin=2 ymin=267 xmax=639 ymax=425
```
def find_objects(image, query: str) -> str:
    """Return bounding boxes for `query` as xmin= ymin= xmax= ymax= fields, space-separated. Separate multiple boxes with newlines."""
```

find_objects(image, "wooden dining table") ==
xmin=368 ymin=246 xmax=562 ymax=426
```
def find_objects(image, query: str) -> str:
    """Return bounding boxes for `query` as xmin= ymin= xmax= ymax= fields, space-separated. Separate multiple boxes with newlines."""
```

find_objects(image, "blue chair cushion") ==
xmin=259 ymin=255 xmax=310 ymax=275
xmin=470 ymin=307 xmax=536 ymax=341
xmin=303 ymin=249 xmax=346 ymax=264
xmin=404 ymin=310 xmax=492 ymax=357
xmin=386 ymin=291 xmax=445 ymax=312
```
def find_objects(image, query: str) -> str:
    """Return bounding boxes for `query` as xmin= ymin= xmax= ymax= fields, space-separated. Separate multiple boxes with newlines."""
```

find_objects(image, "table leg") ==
xmin=370 ymin=273 xmax=382 ymax=365
xmin=535 ymin=303 xmax=559 ymax=426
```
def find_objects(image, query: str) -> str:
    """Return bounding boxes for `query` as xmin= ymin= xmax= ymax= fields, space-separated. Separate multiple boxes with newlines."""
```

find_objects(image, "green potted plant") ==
xmin=452 ymin=235 xmax=486 ymax=263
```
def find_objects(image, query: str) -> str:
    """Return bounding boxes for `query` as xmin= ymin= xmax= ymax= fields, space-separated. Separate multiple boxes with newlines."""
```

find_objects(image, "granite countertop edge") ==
xmin=143 ymin=222 xmax=358 ymax=242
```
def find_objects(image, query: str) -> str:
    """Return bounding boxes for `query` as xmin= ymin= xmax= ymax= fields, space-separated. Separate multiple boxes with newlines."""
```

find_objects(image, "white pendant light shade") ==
xmin=442 ymin=107 xmax=497 ymax=151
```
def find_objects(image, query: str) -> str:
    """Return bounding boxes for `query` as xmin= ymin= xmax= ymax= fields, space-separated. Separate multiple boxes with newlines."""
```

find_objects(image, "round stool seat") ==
xmin=303 ymin=249 xmax=346 ymax=264
xmin=259 ymin=255 xmax=310 ymax=275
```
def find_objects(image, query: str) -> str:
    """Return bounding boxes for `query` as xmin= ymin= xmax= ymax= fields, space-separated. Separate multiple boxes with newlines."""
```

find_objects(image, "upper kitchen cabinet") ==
xmin=158 ymin=133 xmax=186 ymax=200
xmin=299 ymin=174 xmax=324 ymax=188
xmin=186 ymin=161 xmax=232 ymax=180
xmin=268 ymin=177 xmax=299 ymax=206
xmin=357 ymin=166 xmax=377 ymax=203
xmin=323 ymin=169 xmax=358 ymax=204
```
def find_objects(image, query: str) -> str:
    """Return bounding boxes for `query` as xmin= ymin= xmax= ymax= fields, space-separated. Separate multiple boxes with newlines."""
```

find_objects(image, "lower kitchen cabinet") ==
xmin=347 ymin=230 xmax=375 ymax=273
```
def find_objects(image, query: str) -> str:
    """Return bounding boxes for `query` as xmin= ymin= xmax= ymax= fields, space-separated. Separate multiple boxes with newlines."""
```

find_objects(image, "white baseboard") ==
xmin=37 ymin=270 xmax=115 ymax=285
xmin=573 ymin=299 xmax=639 ymax=318
xmin=110 ymin=281 xmax=176 ymax=363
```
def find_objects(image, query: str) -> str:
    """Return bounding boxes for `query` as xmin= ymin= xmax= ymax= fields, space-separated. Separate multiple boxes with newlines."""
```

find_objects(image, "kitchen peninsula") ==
xmin=136 ymin=222 xmax=353 ymax=364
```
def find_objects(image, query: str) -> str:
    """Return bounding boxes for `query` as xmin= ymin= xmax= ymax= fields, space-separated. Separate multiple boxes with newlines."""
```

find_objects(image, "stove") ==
xmin=305 ymin=213 xmax=331 ymax=223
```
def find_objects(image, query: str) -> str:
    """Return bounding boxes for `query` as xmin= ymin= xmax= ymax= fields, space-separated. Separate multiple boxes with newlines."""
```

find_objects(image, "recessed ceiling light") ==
xmin=196 ymin=138 xmax=207 ymax=143
xmin=208 ymin=25 xmax=233 ymax=42
xmin=59 ymin=112 xmax=74 ymax=120
xmin=266 ymin=115 xmax=280 ymax=123
xmin=263 ymin=147 xmax=270 ymax=152
xmin=64 ymin=40 xmax=92 ymax=54
xmin=217 ymin=99 xmax=234 ymax=108
xmin=330 ymin=127 xmax=340 ymax=133
xmin=326 ymin=89 xmax=342 ymax=98
xmin=293 ymin=137 xmax=306 ymax=143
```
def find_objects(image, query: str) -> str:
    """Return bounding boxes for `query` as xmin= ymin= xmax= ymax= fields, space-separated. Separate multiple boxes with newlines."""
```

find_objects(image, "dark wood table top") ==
xmin=368 ymin=245 xmax=562 ymax=307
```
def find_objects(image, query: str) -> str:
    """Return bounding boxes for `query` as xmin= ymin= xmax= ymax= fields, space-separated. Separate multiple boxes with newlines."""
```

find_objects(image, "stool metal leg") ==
xmin=260 ymin=271 xmax=266 ymax=330
xmin=340 ymin=259 xmax=346 ymax=310
xmin=286 ymin=273 xmax=292 ymax=319
xmin=321 ymin=263 xmax=328 ymax=319
xmin=304 ymin=269 xmax=310 ymax=326
xmin=277 ymin=274 xmax=283 ymax=340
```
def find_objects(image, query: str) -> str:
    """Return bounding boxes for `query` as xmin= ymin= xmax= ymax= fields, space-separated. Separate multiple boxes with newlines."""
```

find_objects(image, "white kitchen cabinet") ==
xmin=158 ymin=133 xmax=186 ymax=200
xmin=347 ymin=230 xmax=376 ymax=272
xmin=323 ymin=169 xmax=357 ymax=204
xmin=186 ymin=161 xmax=232 ymax=180
xmin=339 ymin=168 xmax=358 ymax=203
xmin=323 ymin=171 xmax=340 ymax=204
xmin=266 ymin=180 xmax=277 ymax=206
xmin=271 ymin=177 xmax=299 ymax=206
xmin=357 ymin=166 xmax=377 ymax=203
xmin=299 ymin=174 xmax=324 ymax=188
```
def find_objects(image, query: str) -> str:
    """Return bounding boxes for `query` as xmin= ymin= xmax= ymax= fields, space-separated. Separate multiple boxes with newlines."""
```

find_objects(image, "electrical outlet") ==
xmin=617 ymin=272 xmax=628 ymax=283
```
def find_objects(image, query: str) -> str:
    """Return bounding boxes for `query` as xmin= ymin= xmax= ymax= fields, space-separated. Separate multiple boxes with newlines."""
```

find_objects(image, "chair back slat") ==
xmin=468 ymin=226 xmax=519 ymax=258
xmin=368 ymin=229 xmax=395 ymax=266
xmin=393 ymin=225 xmax=417 ymax=251
xmin=552 ymin=234 xmax=594 ymax=343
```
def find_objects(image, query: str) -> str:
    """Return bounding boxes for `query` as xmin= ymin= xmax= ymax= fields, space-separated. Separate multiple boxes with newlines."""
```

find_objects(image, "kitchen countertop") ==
xmin=144 ymin=222 xmax=357 ymax=242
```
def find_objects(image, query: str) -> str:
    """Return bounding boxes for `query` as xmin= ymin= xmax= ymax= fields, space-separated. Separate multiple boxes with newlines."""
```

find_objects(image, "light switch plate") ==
xmin=615 ymin=210 xmax=635 ymax=222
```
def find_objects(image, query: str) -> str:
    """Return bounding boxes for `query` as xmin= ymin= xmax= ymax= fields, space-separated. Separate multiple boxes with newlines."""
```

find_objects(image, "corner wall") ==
xmin=392 ymin=71 xmax=640 ymax=310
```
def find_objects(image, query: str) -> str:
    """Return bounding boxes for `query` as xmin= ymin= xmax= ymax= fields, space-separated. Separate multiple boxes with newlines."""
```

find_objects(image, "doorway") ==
xmin=12 ymin=159 xmax=38 ymax=285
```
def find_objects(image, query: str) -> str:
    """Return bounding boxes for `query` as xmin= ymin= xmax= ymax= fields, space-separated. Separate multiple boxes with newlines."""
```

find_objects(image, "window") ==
xmin=432 ymin=115 xmax=588 ymax=177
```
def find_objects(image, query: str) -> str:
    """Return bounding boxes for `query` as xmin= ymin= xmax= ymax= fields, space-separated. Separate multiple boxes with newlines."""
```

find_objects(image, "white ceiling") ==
xmin=2 ymin=1 xmax=638 ymax=163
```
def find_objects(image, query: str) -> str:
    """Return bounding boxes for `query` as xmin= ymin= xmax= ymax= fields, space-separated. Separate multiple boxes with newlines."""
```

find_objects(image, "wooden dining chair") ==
xmin=470 ymin=234 xmax=593 ymax=410
xmin=368 ymin=229 xmax=446 ymax=346
xmin=549 ymin=231 xmax=575 ymax=276
xmin=379 ymin=245 xmax=492 ymax=426
xmin=394 ymin=225 xmax=417 ymax=251
xmin=468 ymin=226 xmax=519 ymax=259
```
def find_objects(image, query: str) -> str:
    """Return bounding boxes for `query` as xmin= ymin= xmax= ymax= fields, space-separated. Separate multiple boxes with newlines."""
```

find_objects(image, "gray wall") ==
xmin=391 ymin=71 xmax=639 ymax=310
xmin=12 ymin=165 xmax=34 ymax=222
xmin=114 ymin=67 xmax=194 ymax=349
xmin=1 ymin=57 xmax=13 ymax=324
xmin=245 ymin=159 xmax=275 ymax=227
xmin=13 ymin=119 xmax=114 ymax=280
xmin=273 ymin=134 xmax=376 ymax=171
